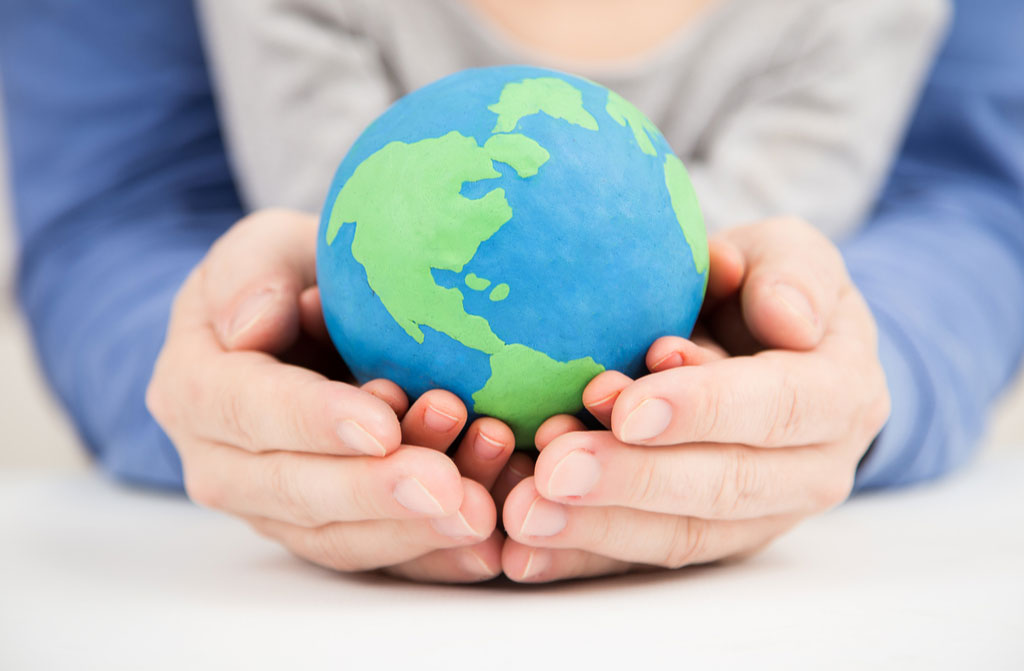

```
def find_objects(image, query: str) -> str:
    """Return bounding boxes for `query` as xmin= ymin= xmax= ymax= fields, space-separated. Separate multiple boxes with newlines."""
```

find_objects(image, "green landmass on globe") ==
xmin=325 ymin=76 xmax=706 ymax=443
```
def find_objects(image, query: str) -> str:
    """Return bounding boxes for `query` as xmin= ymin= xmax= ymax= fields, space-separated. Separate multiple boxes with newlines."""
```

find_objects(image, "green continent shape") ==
xmin=473 ymin=344 xmax=606 ymax=445
xmin=465 ymin=273 xmax=491 ymax=291
xmin=483 ymin=134 xmax=550 ymax=177
xmin=488 ymin=77 xmax=599 ymax=133
xmin=489 ymin=283 xmax=510 ymax=302
xmin=326 ymin=130 xmax=550 ymax=354
xmin=606 ymin=91 xmax=659 ymax=156
xmin=664 ymin=155 xmax=709 ymax=275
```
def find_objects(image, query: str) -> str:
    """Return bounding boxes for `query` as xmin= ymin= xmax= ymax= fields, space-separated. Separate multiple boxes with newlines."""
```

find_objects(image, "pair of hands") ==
xmin=147 ymin=210 xmax=889 ymax=583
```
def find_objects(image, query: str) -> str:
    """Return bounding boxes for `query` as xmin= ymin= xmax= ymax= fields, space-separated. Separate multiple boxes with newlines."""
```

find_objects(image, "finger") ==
xmin=535 ymin=414 xmax=587 ymax=450
xmin=491 ymin=452 xmax=534 ymax=516
xmin=645 ymin=335 xmax=726 ymax=373
xmin=609 ymin=329 xmax=878 ymax=448
xmin=151 ymin=280 xmax=405 ymax=458
xmin=299 ymin=286 xmax=331 ymax=344
xmin=201 ymin=209 xmax=319 ymax=352
xmin=580 ymin=371 xmax=633 ymax=428
xmin=247 ymin=479 xmax=496 ymax=572
xmin=704 ymin=236 xmax=746 ymax=305
xmin=453 ymin=417 xmax=516 ymax=489
xmin=723 ymin=218 xmax=848 ymax=350
xmin=175 ymin=350 xmax=402 ymax=457
xmin=401 ymin=389 xmax=468 ymax=451
xmin=705 ymin=297 xmax=764 ymax=356
xmin=533 ymin=431 xmax=856 ymax=519
xmin=362 ymin=379 xmax=411 ymax=420
xmin=183 ymin=444 xmax=465 ymax=527
xmin=385 ymin=531 xmax=504 ymax=583
xmin=501 ymin=540 xmax=633 ymax=583
xmin=504 ymin=478 xmax=798 ymax=569
xmin=689 ymin=324 xmax=731 ymax=360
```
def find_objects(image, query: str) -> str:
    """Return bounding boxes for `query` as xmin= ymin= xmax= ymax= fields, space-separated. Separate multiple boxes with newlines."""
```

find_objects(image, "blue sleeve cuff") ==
xmin=853 ymin=312 xmax=929 ymax=492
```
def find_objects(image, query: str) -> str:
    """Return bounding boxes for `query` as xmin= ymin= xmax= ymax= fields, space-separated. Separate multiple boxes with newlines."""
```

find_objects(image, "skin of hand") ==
xmin=498 ymin=218 xmax=892 ymax=582
xmin=146 ymin=209 xmax=518 ymax=583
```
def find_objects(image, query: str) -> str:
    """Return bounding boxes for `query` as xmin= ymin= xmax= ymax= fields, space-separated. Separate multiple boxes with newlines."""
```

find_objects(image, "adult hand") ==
xmin=147 ymin=209 xmax=509 ymax=583
xmin=500 ymin=218 xmax=891 ymax=582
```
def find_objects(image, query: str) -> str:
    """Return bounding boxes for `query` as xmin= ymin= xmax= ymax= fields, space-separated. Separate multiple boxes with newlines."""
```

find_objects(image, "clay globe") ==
xmin=317 ymin=65 xmax=708 ymax=446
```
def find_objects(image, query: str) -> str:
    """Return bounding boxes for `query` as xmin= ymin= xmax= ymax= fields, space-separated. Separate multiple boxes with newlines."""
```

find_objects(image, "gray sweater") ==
xmin=197 ymin=0 xmax=949 ymax=237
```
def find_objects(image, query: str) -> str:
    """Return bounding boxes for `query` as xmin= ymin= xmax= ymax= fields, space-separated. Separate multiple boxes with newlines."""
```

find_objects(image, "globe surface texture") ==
xmin=318 ymin=66 xmax=708 ymax=445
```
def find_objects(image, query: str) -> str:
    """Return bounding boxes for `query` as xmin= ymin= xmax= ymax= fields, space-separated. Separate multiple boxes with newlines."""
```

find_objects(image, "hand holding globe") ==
xmin=146 ymin=65 xmax=889 ymax=584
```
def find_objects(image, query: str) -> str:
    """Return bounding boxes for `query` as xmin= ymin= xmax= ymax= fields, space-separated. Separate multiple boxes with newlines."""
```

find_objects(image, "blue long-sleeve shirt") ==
xmin=0 ymin=1 xmax=240 ymax=486
xmin=2 ymin=1 xmax=1022 ymax=491
xmin=844 ymin=0 xmax=1024 ymax=489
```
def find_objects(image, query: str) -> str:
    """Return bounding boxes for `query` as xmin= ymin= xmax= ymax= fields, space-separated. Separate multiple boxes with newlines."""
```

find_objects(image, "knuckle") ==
xmin=778 ymin=216 xmax=807 ymax=236
xmin=663 ymin=517 xmax=708 ymax=569
xmin=864 ymin=367 xmax=892 ymax=435
xmin=589 ymin=508 xmax=620 ymax=553
xmin=264 ymin=456 xmax=318 ymax=526
xmin=234 ymin=208 xmax=311 ymax=238
xmin=816 ymin=238 xmax=846 ymax=276
xmin=258 ymin=207 xmax=302 ymax=225
xmin=773 ymin=217 xmax=847 ymax=280
xmin=628 ymin=457 xmax=663 ymax=508
xmin=292 ymin=377 xmax=330 ymax=447
xmin=144 ymin=375 xmax=168 ymax=425
xmin=814 ymin=471 xmax=855 ymax=511
xmin=770 ymin=216 xmax=817 ymax=243
xmin=146 ymin=354 xmax=181 ymax=430
xmin=764 ymin=365 xmax=802 ymax=446
xmin=865 ymin=391 xmax=892 ymax=439
xmin=841 ymin=355 xmax=890 ymax=442
xmin=711 ymin=448 xmax=762 ymax=518
xmin=231 ymin=209 xmax=268 ymax=233
xmin=307 ymin=527 xmax=360 ymax=572
xmin=221 ymin=380 xmax=256 ymax=449
xmin=693 ymin=381 xmax=725 ymax=441
xmin=183 ymin=467 xmax=224 ymax=510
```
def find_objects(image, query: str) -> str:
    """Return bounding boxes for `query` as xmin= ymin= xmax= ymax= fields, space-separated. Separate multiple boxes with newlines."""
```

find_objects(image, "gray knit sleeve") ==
xmin=687 ymin=0 xmax=950 ymax=238
xmin=196 ymin=0 xmax=397 ymax=213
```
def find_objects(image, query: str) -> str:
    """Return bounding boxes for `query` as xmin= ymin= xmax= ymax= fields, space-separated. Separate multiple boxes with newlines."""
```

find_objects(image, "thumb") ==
xmin=202 ymin=209 xmax=319 ymax=353
xmin=723 ymin=217 xmax=848 ymax=351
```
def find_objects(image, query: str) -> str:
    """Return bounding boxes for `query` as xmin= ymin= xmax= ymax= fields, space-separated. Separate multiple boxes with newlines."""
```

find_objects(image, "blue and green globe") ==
xmin=317 ymin=66 xmax=707 ymax=445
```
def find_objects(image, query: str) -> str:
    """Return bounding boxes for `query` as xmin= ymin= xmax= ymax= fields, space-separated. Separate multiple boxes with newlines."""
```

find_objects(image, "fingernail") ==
xmin=507 ymin=462 xmax=531 ymax=480
xmin=620 ymin=398 xmax=673 ymax=443
xmin=521 ymin=549 xmax=551 ymax=581
xmin=337 ymin=420 xmax=386 ymax=457
xmin=650 ymin=351 xmax=684 ymax=372
xmin=547 ymin=450 xmax=601 ymax=498
xmin=394 ymin=477 xmax=446 ymax=516
xmin=226 ymin=288 xmax=275 ymax=344
xmin=424 ymin=404 xmax=460 ymax=433
xmin=458 ymin=549 xmax=496 ymax=578
xmin=584 ymin=390 xmax=618 ymax=410
xmin=474 ymin=430 xmax=506 ymax=460
xmin=773 ymin=283 xmax=818 ymax=328
xmin=520 ymin=497 xmax=567 ymax=537
xmin=431 ymin=511 xmax=484 ymax=539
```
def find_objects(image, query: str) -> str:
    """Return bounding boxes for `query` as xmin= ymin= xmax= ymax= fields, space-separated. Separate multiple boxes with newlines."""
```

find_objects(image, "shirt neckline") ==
xmin=441 ymin=0 xmax=732 ymax=82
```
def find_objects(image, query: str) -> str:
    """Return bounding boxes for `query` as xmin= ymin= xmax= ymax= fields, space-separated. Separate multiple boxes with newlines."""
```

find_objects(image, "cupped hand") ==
xmin=500 ymin=218 xmax=892 ymax=582
xmin=147 ymin=209 xmax=511 ymax=583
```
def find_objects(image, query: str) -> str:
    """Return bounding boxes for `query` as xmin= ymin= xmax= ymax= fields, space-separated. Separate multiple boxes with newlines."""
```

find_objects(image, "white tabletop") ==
xmin=1 ymin=449 xmax=1022 ymax=671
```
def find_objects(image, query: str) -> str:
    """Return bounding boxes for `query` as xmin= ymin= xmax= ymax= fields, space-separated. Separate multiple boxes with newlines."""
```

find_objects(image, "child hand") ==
xmin=379 ymin=390 xmax=535 ymax=582
xmin=147 ymin=210 xmax=502 ymax=581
